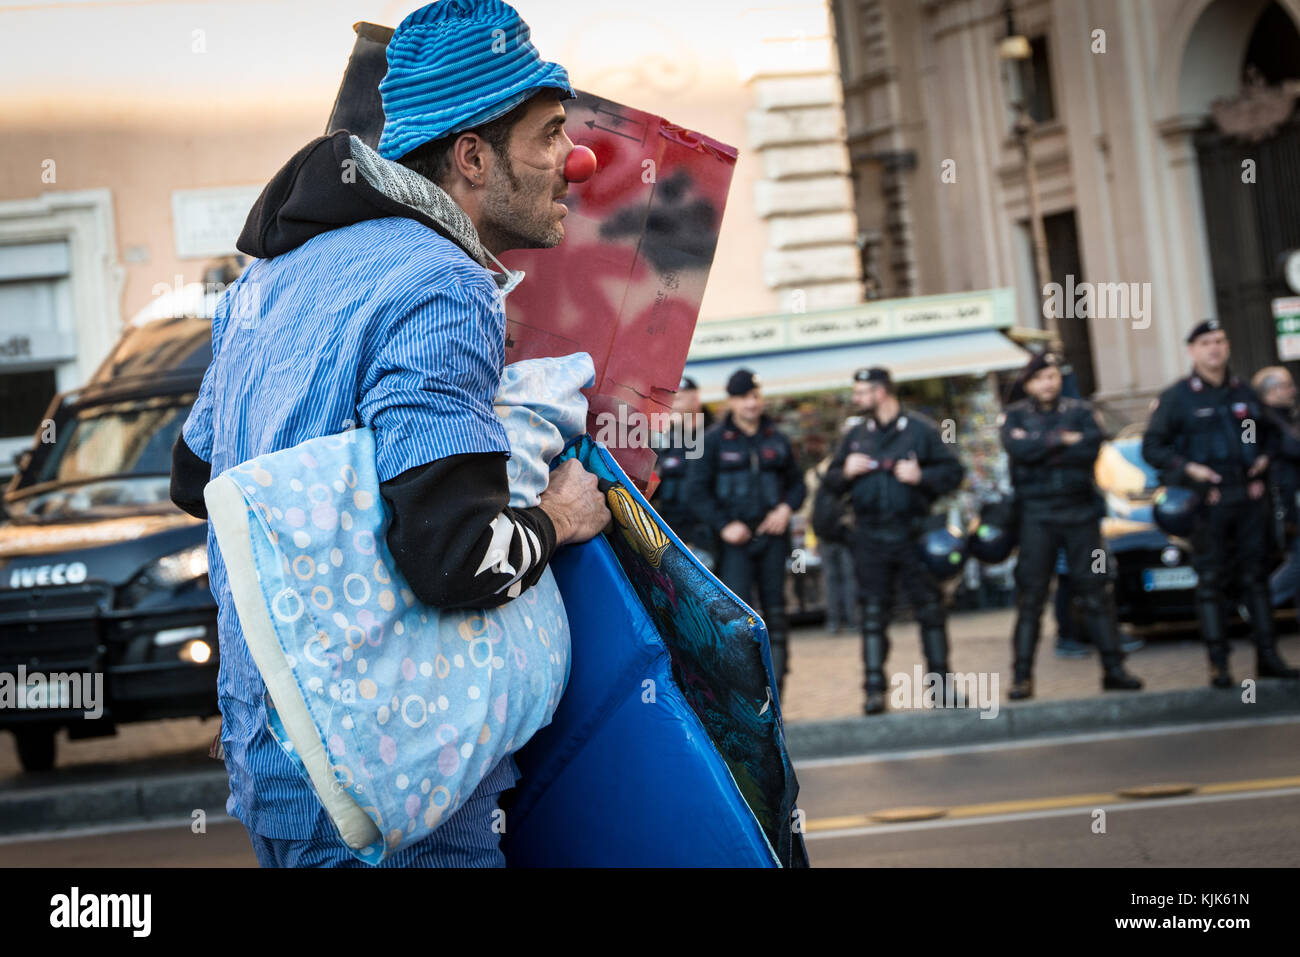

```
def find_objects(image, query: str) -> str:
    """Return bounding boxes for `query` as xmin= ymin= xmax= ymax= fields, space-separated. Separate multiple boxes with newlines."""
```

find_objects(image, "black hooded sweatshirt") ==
xmin=170 ymin=131 xmax=558 ymax=610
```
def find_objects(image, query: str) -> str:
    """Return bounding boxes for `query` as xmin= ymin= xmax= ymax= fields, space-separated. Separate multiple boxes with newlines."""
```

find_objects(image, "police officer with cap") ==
xmin=1143 ymin=319 xmax=1299 ymax=685
xmin=652 ymin=376 xmax=715 ymax=566
xmin=823 ymin=367 xmax=964 ymax=714
xmin=1001 ymin=352 xmax=1143 ymax=699
xmin=687 ymin=369 xmax=805 ymax=697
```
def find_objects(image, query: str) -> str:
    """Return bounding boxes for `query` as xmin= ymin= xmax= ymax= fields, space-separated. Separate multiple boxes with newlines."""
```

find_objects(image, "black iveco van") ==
xmin=0 ymin=316 xmax=219 ymax=771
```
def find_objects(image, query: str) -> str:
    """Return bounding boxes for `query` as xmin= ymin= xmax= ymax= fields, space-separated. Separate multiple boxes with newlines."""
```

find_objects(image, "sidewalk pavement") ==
xmin=779 ymin=606 xmax=1300 ymax=758
xmin=2 ymin=609 xmax=1296 ymax=777
xmin=781 ymin=606 xmax=1299 ymax=723
xmin=1 ymin=608 xmax=1297 ymax=835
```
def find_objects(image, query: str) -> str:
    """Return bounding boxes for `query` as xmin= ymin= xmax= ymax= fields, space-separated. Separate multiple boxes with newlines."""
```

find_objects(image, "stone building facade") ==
xmin=831 ymin=0 xmax=1300 ymax=414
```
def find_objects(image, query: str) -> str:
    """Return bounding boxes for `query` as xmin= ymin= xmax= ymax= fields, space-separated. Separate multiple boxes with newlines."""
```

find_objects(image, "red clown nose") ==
xmin=564 ymin=145 xmax=598 ymax=183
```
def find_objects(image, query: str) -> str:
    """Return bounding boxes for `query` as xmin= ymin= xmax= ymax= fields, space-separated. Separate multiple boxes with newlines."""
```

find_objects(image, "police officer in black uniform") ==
xmin=823 ymin=367 xmax=964 ymax=715
xmin=687 ymin=369 xmax=806 ymax=697
xmin=652 ymin=376 xmax=716 ymax=567
xmin=1142 ymin=320 xmax=1299 ymax=685
xmin=1001 ymin=352 xmax=1143 ymax=699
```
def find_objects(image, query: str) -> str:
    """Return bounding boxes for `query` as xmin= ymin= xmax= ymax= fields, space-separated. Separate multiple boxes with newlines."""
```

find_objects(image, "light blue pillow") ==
xmin=205 ymin=353 xmax=594 ymax=863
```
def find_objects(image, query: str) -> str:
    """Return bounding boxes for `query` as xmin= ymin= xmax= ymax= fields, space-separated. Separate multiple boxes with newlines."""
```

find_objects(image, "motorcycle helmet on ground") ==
xmin=967 ymin=496 xmax=1018 ymax=564
xmin=918 ymin=525 xmax=968 ymax=581
xmin=1152 ymin=485 xmax=1200 ymax=537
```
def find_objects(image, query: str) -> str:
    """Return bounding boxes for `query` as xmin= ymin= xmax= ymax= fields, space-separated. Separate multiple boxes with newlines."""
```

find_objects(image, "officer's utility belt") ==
xmin=1204 ymin=482 xmax=1252 ymax=505
xmin=854 ymin=518 xmax=923 ymax=541
xmin=1199 ymin=472 xmax=1250 ymax=491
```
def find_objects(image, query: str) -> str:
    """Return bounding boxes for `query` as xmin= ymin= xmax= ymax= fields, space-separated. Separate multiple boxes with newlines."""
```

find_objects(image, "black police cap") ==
xmin=852 ymin=367 xmax=891 ymax=386
xmin=1186 ymin=318 xmax=1223 ymax=344
xmin=678 ymin=376 xmax=699 ymax=392
xmin=1018 ymin=351 xmax=1059 ymax=385
xmin=726 ymin=368 xmax=761 ymax=396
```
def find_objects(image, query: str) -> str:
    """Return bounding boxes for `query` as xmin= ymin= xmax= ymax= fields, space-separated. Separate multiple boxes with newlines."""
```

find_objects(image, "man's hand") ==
xmin=1184 ymin=462 xmax=1222 ymax=484
xmin=755 ymin=503 xmax=792 ymax=536
xmin=843 ymin=452 xmax=873 ymax=479
xmin=1248 ymin=455 xmax=1270 ymax=479
xmin=721 ymin=520 xmax=753 ymax=546
xmin=1008 ymin=427 xmax=1028 ymax=440
xmin=893 ymin=455 xmax=922 ymax=486
xmin=1248 ymin=479 xmax=1267 ymax=500
xmin=539 ymin=459 xmax=611 ymax=546
xmin=1059 ymin=430 xmax=1084 ymax=446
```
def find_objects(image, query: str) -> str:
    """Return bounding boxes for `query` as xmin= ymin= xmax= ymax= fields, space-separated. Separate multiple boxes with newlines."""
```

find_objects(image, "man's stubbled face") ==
xmin=480 ymin=94 xmax=573 ymax=250
xmin=852 ymin=380 xmax=879 ymax=413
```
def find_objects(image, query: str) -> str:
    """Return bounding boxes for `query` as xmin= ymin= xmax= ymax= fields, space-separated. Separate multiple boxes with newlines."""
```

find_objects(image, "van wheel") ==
xmin=16 ymin=727 xmax=56 ymax=772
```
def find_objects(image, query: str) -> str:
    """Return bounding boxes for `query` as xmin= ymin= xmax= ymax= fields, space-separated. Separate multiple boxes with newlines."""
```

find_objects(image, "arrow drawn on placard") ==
xmin=585 ymin=119 xmax=645 ymax=144
xmin=585 ymin=100 xmax=648 ymax=145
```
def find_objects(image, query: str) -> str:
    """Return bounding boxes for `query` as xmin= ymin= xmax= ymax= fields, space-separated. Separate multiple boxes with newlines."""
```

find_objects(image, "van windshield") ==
xmin=8 ymin=395 xmax=194 ymax=519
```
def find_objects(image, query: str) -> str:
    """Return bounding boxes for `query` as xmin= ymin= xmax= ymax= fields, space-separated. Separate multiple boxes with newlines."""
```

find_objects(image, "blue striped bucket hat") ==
xmin=378 ymin=0 xmax=576 ymax=161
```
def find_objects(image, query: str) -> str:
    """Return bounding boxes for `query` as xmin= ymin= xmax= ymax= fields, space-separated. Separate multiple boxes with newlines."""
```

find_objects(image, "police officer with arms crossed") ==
xmin=1001 ymin=352 xmax=1143 ymax=699
xmin=687 ymin=369 xmax=805 ymax=698
xmin=823 ymin=367 xmax=964 ymax=715
xmin=1142 ymin=319 xmax=1299 ymax=686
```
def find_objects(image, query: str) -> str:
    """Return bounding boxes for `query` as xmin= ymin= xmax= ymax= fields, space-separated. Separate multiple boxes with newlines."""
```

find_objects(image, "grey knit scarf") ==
xmin=348 ymin=134 xmax=489 ymax=267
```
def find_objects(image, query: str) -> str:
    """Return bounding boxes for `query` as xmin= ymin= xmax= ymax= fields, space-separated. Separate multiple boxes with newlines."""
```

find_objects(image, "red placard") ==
xmin=499 ymin=94 xmax=737 ymax=487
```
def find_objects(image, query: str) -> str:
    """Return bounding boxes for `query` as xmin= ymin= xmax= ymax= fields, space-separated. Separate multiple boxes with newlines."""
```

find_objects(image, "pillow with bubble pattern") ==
xmin=204 ymin=352 xmax=594 ymax=864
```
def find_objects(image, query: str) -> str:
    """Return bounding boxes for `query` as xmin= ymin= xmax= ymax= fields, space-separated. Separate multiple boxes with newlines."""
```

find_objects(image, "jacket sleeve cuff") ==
xmin=522 ymin=504 xmax=558 ymax=555
xmin=170 ymin=434 xmax=211 ymax=520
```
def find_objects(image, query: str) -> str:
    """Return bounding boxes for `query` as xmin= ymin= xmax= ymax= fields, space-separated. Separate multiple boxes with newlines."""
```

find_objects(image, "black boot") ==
xmin=919 ymin=617 xmax=949 ymax=678
xmin=1081 ymin=590 xmax=1143 ymax=691
xmin=1258 ymin=646 xmax=1300 ymax=680
xmin=918 ymin=621 xmax=949 ymax=709
xmin=862 ymin=600 xmax=890 ymax=715
xmin=1009 ymin=603 xmax=1040 ymax=700
xmin=1197 ymin=588 xmax=1233 ymax=688
xmin=1245 ymin=581 xmax=1300 ymax=679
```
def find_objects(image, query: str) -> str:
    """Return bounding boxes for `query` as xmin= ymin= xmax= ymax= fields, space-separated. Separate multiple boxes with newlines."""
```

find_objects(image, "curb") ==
xmin=3 ymin=686 xmax=1298 ymax=837
xmin=0 ymin=769 xmax=229 ymax=837
xmin=784 ymin=682 xmax=1300 ymax=760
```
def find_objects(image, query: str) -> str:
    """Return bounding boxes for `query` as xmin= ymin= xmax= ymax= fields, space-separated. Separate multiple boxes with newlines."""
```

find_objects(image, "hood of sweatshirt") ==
xmin=237 ymin=130 xmax=520 ymax=288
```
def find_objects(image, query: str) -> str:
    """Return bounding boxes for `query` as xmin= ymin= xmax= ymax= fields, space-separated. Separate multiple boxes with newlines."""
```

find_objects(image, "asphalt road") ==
xmin=0 ymin=815 xmax=255 ymax=867
xmin=798 ymin=717 xmax=1300 ymax=867
xmin=1 ymin=718 xmax=1296 ymax=868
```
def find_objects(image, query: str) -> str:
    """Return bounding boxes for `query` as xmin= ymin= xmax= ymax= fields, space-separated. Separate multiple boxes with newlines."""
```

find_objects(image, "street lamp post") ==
xmin=998 ymin=2 xmax=1060 ymax=348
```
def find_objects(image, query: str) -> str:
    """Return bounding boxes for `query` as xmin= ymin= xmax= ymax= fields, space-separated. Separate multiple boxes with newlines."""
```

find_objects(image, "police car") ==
xmin=1094 ymin=432 xmax=1200 ymax=625
xmin=0 ymin=316 xmax=218 ymax=771
xmin=1095 ymin=431 xmax=1285 ymax=629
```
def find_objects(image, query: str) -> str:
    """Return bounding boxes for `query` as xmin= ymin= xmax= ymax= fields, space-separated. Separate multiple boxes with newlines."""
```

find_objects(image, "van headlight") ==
xmin=123 ymin=544 xmax=209 ymax=605
xmin=145 ymin=544 xmax=208 ymax=585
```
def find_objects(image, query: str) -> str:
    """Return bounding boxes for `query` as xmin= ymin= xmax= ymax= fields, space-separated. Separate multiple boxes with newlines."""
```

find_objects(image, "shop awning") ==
xmin=684 ymin=329 xmax=1031 ymax=402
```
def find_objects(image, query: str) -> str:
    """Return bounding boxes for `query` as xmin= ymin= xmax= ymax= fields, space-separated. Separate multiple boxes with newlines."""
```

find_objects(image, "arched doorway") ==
xmin=1190 ymin=1 xmax=1300 ymax=377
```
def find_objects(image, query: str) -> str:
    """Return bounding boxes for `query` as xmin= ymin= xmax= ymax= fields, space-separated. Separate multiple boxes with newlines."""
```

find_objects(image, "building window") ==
xmin=0 ymin=368 xmax=58 ymax=441
xmin=1015 ymin=36 xmax=1057 ymax=124
xmin=0 ymin=241 xmax=77 ymax=475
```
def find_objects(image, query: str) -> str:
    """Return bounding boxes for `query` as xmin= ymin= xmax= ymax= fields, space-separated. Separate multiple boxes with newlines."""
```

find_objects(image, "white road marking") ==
xmin=804 ymin=785 xmax=1300 ymax=840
